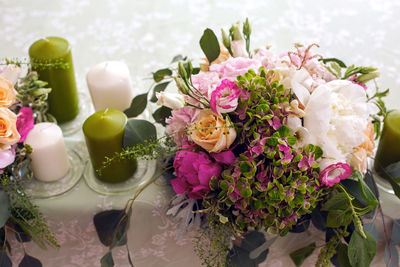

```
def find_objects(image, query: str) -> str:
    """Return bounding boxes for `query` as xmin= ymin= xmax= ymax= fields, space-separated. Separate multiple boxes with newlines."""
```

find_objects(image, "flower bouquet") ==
xmin=101 ymin=19 xmax=393 ymax=267
xmin=0 ymin=63 xmax=58 ymax=266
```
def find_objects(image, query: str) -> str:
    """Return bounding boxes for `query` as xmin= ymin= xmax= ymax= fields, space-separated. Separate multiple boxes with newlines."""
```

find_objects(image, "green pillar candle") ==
xmin=29 ymin=37 xmax=79 ymax=123
xmin=83 ymin=109 xmax=137 ymax=183
xmin=374 ymin=111 xmax=400 ymax=174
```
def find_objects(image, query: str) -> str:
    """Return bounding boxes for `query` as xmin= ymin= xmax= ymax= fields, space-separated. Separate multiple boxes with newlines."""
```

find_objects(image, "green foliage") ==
xmin=348 ymin=231 xmax=376 ymax=267
xmin=150 ymin=81 xmax=170 ymax=102
xmin=123 ymin=119 xmax=157 ymax=148
xmin=153 ymin=68 xmax=172 ymax=82
xmin=19 ymin=253 xmax=42 ymax=267
xmin=0 ymin=191 xmax=10 ymax=228
xmin=199 ymin=29 xmax=220 ymax=64
xmin=152 ymin=106 xmax=172 ymax=126
xmin=124 ymin=93 xmax=148 ymax=118
xmin=290 ymin=242 xmax=316 ymax=267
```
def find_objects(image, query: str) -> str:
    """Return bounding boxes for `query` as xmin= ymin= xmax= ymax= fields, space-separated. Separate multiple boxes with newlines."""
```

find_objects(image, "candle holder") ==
xmin=22 ymin=147 xmax=85 ymax=199
xmin=60 ymin=91 xmax=94 ymax=136
xmin=83 ymin=159 xmax=156 ymax=195
xmin=369 ymin=157 xmax=400 ymax=194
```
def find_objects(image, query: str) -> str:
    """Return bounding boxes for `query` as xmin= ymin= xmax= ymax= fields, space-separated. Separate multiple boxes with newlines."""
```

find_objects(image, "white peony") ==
xmin=303 ymin=80 xmax=370 ymax=170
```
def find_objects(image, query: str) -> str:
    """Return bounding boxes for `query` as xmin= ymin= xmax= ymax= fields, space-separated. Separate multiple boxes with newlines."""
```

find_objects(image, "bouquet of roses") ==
xmin=105 ymin=19 xmax=390 ymax=267
xmin=0 ymin=64 xmax=58 ymax=266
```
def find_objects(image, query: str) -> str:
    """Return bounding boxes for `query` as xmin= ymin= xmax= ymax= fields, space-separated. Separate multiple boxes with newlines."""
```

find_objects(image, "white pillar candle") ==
xmin=24 ymin=122 xmax=70 ymax=182
xmin=86 ymin=61 xmax=134 ymax=112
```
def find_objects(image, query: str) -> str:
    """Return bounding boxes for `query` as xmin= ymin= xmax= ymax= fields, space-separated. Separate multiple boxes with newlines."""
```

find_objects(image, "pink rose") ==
xmin=165 ymin=106 xmax=199 ymax=147
xmin=17 ymin=107 xmax=34 ymax=143
xmin=0 ymin=146 xmax=16 ymax=169
xmin=210 ymin=79 xmax=241 ymax=114
xmin=209 ymin=57 xmax=261 ymax=80
xmin=171 ymin=149 xmax=222 ymax=199
xmin=319 ymin=162 xmax=352 ymax=187
xmin=191 ymin=71 xmax=221 ymax=99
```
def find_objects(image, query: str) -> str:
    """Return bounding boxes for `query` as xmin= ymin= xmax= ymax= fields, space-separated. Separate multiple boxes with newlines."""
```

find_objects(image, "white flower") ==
xmin=303 ymin=80 xmax=370 ymax=169
xmin=0 ymin=65 xmax=21 ymax=85
xmin=231 ymin=39 xmax=248 ymax=58
xmin=156 ymin=92 xmax=185 ymax=110
xmin=285 ymin=115 xmax=311 ymax=148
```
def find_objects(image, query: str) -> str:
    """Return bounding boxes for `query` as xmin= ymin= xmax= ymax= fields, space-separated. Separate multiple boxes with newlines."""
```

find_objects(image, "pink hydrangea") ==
xmin=210 ymin=79 xmax=241 ymax=114
xmin=191 ymin=71 xmax=221 ymax=99
xmin=209 ymin=57 xmax=261 ymax=80
xmin=171 ymin=149 xmax=222 ymax=199
xmin=17 ymin=107 xmax=34 ymax=143
xmin=319 ymin=162 xmax=352 ymax=187
xmin=165 ymin=106 xmax=199 ymax=147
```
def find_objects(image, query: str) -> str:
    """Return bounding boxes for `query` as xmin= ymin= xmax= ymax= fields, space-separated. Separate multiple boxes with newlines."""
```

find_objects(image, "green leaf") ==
xmin=356 ymin=173 xmax=379 ymax=207
xmin=153 ymin=68 xmax=172 ymax=82
xmin=348 ymin=231 xmax=376 ymax=267
xmin=150 ymin=81 xmax=171 ymax=102
xmin=337 ymin=243 xmax=352 ymax=267
xmin=123 ymin=119 xmax=157 ymax=148
xmin=321 ymin=192 xmax=349 ymax=211
xmin=326 ymin=209 xmax=352 ymax=228
xmin=385 ymin=241 xmax=399 ymax=267
xmin=152 ymin=106 xmax=172 ymax=127
xmin=290 ymin=242 xmax=316 ymax=267
xmin=93 ymin=209 xmax=130 ymax=247
xmin=0 ymin=191 xmax=10 ymax=228
xmin=199 ymin=28 xmax=220 ymax=64
xmin=320 ymin=58 xmax=347 ymax=68
xmin=171 ymin=55 xmax=184 ymax=63
xmin=19 ymin=253 xmax=42 ymax=267
xmin=313 ymin=146 xmax=323 ymax=160
xmin=124 ymin=93 xmax=148 ymax=118
xmin=278 ymin=125 xmax=290 ymax=137
xmin=0 ymin=252 xmax=12 ymax=267
xmin=101 ymin=252 xmax=114 ymax=267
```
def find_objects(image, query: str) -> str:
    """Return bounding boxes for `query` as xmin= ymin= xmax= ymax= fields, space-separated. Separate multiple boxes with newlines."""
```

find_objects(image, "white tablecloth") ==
xmin=1 ymin=0 xmax=400 ymax=266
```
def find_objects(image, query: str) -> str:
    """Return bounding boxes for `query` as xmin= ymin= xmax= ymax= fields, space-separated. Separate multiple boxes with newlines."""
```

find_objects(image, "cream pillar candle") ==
xmin=24 ymin=122 xmax=70 ymax=182
xmin=86 ymin=61 xmax=134 ymax=111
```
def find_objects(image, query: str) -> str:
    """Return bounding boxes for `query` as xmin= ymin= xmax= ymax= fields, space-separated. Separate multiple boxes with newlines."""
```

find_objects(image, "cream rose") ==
xmin=190 ymin=109 xmax=236 ymax=153
xmin=0 ymin=76 xmax=17 ymax=108
xmin=0 ymin=107 xmax=20 ymax=151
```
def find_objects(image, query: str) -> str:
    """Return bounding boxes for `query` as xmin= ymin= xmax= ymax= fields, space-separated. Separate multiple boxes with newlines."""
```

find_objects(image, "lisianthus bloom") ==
xmin=320 ymin=162 xmax=352 ymax=187
xmin=210 ymin=79 xmax=241 ymax=114
xmin=156 ymin=92 xmax=186 ymax=110
xmin=231 ymin=39 xmax=248 ymax=58
xmin=0 ymin=107 xmax=20 ymax=151
xmin=0 ymin=145 xmax=16 ymax=169
xmin=165 ymin=106 xmax=199 ymax=147
xmin=210 ymin=57 xmax=261 ymax=80
xmin=0 ymin=76 xmax=16 ymax=108
xmin=17 ymin=107 xmax=34 ymax=143
xmin=171 ymin=148 xmax=222 ymax=199
xmin=190 ymin=109 xmax=236 ymax=153
xmin=304 ymin=80 xmax=370 ymax=170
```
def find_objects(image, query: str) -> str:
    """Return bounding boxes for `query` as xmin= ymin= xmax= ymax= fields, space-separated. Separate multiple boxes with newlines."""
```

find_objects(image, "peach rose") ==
xmin=0 ymin=107 xmax=20 ymax=151
xmin=190 ymin=109 xmax=236 ymax=153
xmin=350 ymin=122 xmax=375 ymax=173
xmin=200 ymin=47 xmax=230 ymax=72
xmin=0 ymin=76 xmax=17 ymax=108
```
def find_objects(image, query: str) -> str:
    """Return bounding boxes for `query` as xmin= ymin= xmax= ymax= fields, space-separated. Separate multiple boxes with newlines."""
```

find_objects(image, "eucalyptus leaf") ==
xmin=101 ymin=252 xmax=114 ymax=267
xmin=152 ymin=106 xmax=172 ymax=126
xmin=392 ymin=219 xmax=400 ymax=245
xmin=385 ymin=241 xmax=399 ymax=267
xmin=311 ymin=205 xmax=327 ymax=231
xmin=123 ymin=119 xmax=157 ymax=148
xmin=364 ymin=222 xmax=378 ymax=241
xmin=289 ymin=242 xmax=316 ymax=267
xmin=171 ymin=55 xmax=184 ymax=63
xmin=153 ymin=68 xmax=172 ymax=82
xmin=93 ymin=209 xmax=129 ymax=247
xmin=379 ymin=171 xmax=400 ymax=199
xmin=199 ymin=28 xmax=220 ymax=64
xmin=356 ymin=173 xmax=379 ymax=207
xmin=320 ymin=58 xmax=347 ymax=68
xmin=0 ymin=191 xmax=10 ymax=228
xmin=124 ymin=93 xmax=148 ymax=118
xmin=19 ymin=253 xmax=42 ymax=267
xmin=0 ymin=252 xmax=12 ymax=267
xmin=150 ymin=81 xmax=170 ymax=102
xmin=348 ymin=231 xmax=376 ymax=267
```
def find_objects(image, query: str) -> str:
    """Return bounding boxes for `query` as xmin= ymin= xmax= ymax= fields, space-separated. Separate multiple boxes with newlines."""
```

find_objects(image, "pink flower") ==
xmin=165 ymin=106 xmax=199 ymax=147
xmin=17 ymin=107 xmax=34 ymax=143
xmin=0 ymin=146 xmax=16 ymax=169
xmin=210 ymin=79 xmax=241 ymax=114
xmin=171 ymin=149 xmax=222 ymax=199
xmin=210 ymin=150 xmax=236 ymax=164
xmin=319 ymin=162 xmax=352 ymax=187
xmin=349 ymin=74 xmax=367 ymax=90
xmin=209 ymin=57 xmax=261 ymax=80
xmin=191 ymin=71 xmax=221 ymax=99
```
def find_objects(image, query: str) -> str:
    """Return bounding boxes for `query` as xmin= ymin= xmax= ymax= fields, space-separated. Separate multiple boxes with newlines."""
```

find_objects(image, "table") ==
xmin=1 ymin=0 xmax=400 ymax=266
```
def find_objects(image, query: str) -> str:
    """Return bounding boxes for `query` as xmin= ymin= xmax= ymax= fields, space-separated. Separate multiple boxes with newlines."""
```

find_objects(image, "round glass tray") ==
xmin=60 ymin=92 xmax=93 ymax=136
xmin=23 ymin=148 xmax=85 ymax=199
xmin=83 ymin=159 xmax=156 ymax=195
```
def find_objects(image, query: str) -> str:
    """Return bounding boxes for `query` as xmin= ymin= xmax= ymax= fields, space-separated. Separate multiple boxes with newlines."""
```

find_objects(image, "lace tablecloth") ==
xmin=1 ymin=0 xmax=400 ymax=266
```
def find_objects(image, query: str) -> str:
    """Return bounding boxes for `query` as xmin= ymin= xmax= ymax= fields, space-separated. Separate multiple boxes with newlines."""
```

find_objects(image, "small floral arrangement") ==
xmin=0 ymin=63 xmax=58 ymax=266
xmin=101 ymin=20 xmax=394 ymax=267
